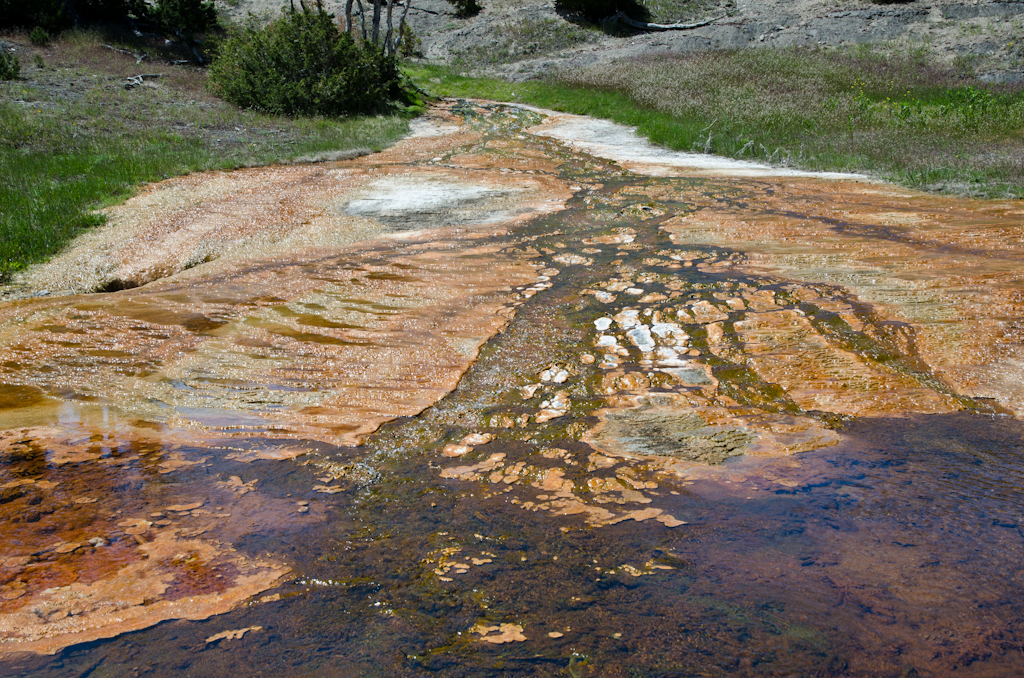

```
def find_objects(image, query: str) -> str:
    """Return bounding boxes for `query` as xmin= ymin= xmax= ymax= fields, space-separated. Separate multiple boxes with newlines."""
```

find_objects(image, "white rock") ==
xmin=626 ymin=326 xmax=656 ymax=352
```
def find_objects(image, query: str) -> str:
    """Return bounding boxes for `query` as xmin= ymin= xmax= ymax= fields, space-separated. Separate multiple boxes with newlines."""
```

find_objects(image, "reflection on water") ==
xmin=1 ymin=101 xmax=1024 ymax=676
xmin=6 ymin=414 xmax=1023 ymax=677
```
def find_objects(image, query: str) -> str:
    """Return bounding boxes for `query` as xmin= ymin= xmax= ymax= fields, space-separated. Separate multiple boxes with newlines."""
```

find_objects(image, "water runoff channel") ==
xmin=0 ymin=100 xmax=1023 ymax=677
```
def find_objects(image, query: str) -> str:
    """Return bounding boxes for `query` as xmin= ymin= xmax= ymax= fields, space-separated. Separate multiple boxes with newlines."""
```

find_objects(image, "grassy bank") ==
xmin=0 ymin=30 xmax=411 ymax=282
xmin=408 ymin=45 xmax=1024 ymax=198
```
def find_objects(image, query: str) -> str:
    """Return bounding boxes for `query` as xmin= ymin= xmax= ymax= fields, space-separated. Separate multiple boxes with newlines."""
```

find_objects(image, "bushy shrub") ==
xmin=447 ymin=0 xmax=481 ymax=17
xmin=556 ymin=0 xmax=647 ymax=23
xmin=0 ymin=0 xmax=67 ymax=31
xmin=399 ymin=23 xmax=423 ymax=57
xmin=209 ymin=6 xmax=402 ymax=116
xmin=29 ymin=27 xmax=51 ymax=46
xmin=0 ymin=51 xmax=20 ymax=80
xmin=76 ymin=0 xmax=150 ymax=22
xmin=153 ymin=0 xmax=217 ymax=38
xmin=1 ymin=0 xmax=150 ymax=29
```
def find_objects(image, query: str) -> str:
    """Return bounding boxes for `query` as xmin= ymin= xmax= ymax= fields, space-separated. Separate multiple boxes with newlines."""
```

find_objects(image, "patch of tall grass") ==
xmin=409 ymin=45 xmax=1024 ymax=197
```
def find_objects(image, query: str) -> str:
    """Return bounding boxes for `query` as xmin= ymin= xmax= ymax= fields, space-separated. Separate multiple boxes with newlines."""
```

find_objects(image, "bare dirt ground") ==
xmin=223 ymin=0 xmax=1024 ymax=81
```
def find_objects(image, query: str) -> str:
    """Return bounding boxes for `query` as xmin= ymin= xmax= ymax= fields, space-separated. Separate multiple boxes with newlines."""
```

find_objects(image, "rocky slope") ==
xmin=224 ymin=0 xmax=1024 ymax=82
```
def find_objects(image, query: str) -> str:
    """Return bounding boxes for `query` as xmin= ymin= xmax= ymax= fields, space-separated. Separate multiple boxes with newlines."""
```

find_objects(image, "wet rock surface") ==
xmin=1 ymin=101 xmax=1024 ymax=675
xmin=589 ymin=404 xmax=756 ymax=464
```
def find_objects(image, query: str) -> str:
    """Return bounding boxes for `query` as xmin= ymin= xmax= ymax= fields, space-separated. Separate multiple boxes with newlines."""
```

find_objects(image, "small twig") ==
xmin=612 ymin=10 xmax=726 ymax=31
xmin=101 ymin=43 xmax=148 ymax=64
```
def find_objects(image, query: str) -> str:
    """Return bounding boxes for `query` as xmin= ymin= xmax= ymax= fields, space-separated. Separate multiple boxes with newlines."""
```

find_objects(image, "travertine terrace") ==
xmin=2 ymin=101 xmax=1024 ymax=676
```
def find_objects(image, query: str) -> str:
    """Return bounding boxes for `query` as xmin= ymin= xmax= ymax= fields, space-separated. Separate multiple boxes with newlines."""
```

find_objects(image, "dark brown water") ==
xmin=2 ymin=102 xmax=1024 ymax=677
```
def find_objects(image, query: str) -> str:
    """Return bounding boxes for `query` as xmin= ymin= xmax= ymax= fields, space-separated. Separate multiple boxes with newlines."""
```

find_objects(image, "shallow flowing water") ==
xmin=1 ymin=101 xmax=1023 ymax=677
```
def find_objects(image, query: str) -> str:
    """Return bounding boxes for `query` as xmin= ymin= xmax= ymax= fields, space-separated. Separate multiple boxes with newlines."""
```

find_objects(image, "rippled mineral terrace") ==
xmin=1 ymin=100 xmax=1023 ymax=677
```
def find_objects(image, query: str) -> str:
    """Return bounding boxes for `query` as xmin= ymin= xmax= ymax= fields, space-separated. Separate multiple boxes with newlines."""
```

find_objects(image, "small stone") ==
xmin=520 ymin=384 xmax=541 ymax=399
xmin=473 ymin=622 xmax=527 ymax=644
xmin=165 ymin=502 xmax=203 ymax=512
xmin=313 ymin=485 xmax=344 ymax=494
xmin=206 ymin=626 xmax=263 ymax=643
xmin=443 ymin=444 xmax=472 ymax=457
xmin=548 ymin=631 xmax=564 ymax=638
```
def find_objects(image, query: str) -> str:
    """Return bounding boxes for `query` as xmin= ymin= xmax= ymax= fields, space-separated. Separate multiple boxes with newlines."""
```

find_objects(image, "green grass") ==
xmin=408 ymin=44 xmax=1024 ymax=198
xmin=0 ymin=30 xmax=412 ymax=282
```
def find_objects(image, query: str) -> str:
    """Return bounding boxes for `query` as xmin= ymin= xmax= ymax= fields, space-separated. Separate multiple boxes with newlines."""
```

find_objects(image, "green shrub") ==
xmin=153 ymin=0 xmax=217 ymax=38
xmin=555 ymin=0 xmax=647 ymax=22
xmin=75 ymin=0 xmax=150 ymax=23
xmin=30 ymin=27 xmax=51 ymax=46
xmin=1 ymin=0 xmax=151 ymax=29
xmin=446 ymin=0 xmax=481 ymax=17
xmin=0 ymin=52 xmax=20 ymax=80
xmin=209 ymin=6 xmax=402 ymax=116
xmin=399 ymin=23 xmax=423 ymax=58
xmin=0 ymin=0 xmax=67 ymax=31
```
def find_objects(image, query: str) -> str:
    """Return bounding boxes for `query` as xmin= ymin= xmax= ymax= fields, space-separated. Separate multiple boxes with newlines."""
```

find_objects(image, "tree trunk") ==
xmin=345 ymin=0 xmax=354 ymax=34
xmin=384 ymin=0 xmax=395 ymax=54
xmin=371 ymin=0 xmax=382 ymax=45
xmin=356 ymin=0 xmax=368 ymax=40
xmin=394 ymin=0 xmax=412 ymax=54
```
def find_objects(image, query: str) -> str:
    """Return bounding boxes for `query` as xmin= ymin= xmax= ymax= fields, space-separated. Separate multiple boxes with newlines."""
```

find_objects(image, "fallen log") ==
xmin=612 ymin=10 xmax=727 ymax=31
